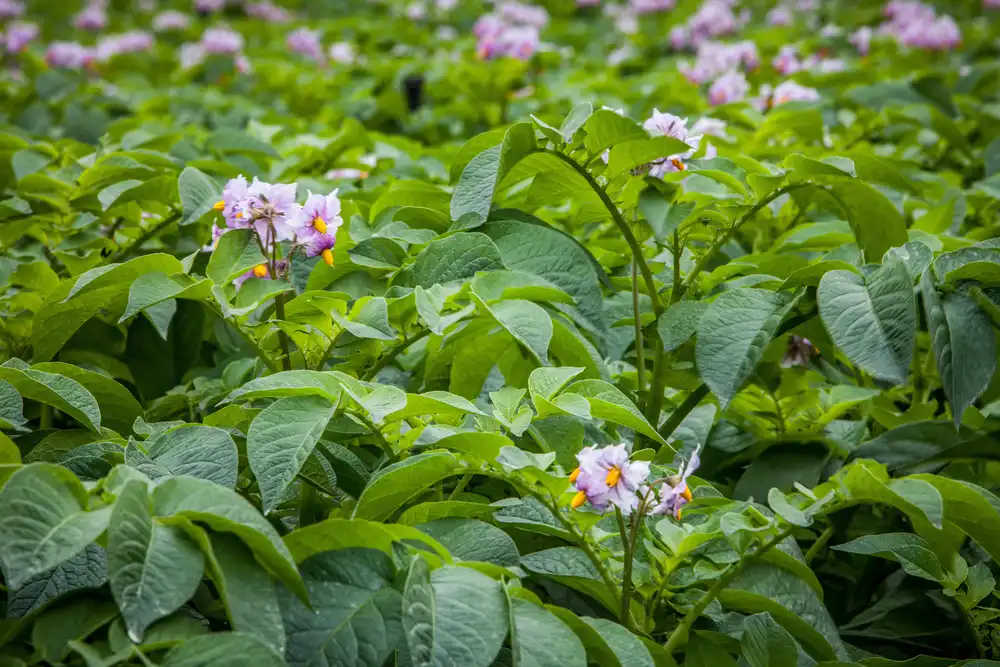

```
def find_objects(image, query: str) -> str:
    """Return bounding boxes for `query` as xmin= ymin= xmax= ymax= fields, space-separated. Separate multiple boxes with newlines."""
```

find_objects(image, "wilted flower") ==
xmin=0 ymin=0 xmax=24 ymax=19
xmin=245 ymin=0 xmax=291 ymax=22
xmin=153 ymin=10 xmax=191 ymax=31
xmin=570 ymin=444 xmax=651 ymax=515
xmin=328 ymin=41 xmax=355 ymax=64
xmin=771 ymin=80 xmax=820 ymax=105
xmin=708 ymin=70 xmax=748 ymax=105
xmin=287 ymin=27 xmax=323 ymax=61
xmin=652 ymin=451 xmax=699 ymax=519
xmin=4 ymin=21 xmax=37 ymax=54
xmin=96 ymin=31 xmax=155 ymax=62
xmin=46 ymin=42 xmax=96 ymax=69
xmin=74 ymin=3 xmax=108 ymax=31
xmin=782 ymin=335 xmax=816 ymax=367
xmin=642 ymin=110 xmax=701 ymax=176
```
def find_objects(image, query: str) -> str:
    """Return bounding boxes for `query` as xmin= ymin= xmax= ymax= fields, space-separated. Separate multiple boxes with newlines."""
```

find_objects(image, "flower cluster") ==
xmin=245 ymin=0 xmax=291 ymax=22
xmin=195 ymin=0 xmax=228 ymax=12
xmin=287 ymin=27 xmax=323 ymax=61
xmin=210 ymin=177 xmax=344 ymax=286
xmin=669 ymin=0 xmax=749 ymax=51
xmin=96 ymin=31 xmax=155 ymax=63
xmin=569 ymin=444 xmax=700 ymax=519
xmin=74 ymin=0 xmax=108 ymax=31
xmin=180 ymin=25 xmax=251 ymax=74
xmin=473 ymin=2 xmax=545 ymax=60
xmin=677 ymin=40 xmax=758 ymax=85
xmin=152 ymin=10 xmax=191 ymax=32
xmin=46 ymin=41 xmax=96 ymax=70
xmin=707 ymin=69 xmax=748 ymax=105
xmin=642 ymin=110 xmax=702 ymax=176
xmin=754 ymin=80 xmax=820 ymax=110
xmin=630 ymin=0 xmax=675 ymax=15
xmin=0 ymin=0 xmax=23 ymax=19
xmin=3 ymin=20 xmax=35 ymax=54
xmin=878 ymin=1 xmax=960 ymax=51
xmin=772 ymin=45 xmax=845 ymax=76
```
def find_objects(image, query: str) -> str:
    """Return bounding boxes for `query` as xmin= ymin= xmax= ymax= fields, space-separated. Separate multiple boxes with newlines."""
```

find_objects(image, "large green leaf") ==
xmin=451 ymin=123 xmax=537 ymax=228
xmin=658 ymin=300 xmax=707 ymax=353
xmin=563 ymin=379 xmax=668 ymax=446
xmin=353 ymin=452 xmax=464 ymax=521
xmin=178 ymin=166 xmax=221 ymax=226
xmin=207 ymin=228 xmax=267 ymax=286
xmin=0 ymin=463 xmax=111 ymax=588
xmin=30 ymin=362 xmax=141 ymax=434
xmin=31 ymin=598 xmax=119 ymax=663
xmin=477 ymin=297 xmax=553 ymax=365
xmin=403 ymin=560 xmax=509 ymax=667
xmin=520 ymin=547 xmax=617 ymax=612
xmin=5 ymin=543 xmax=107 ymax=619
xmin=160 ymin=633 xmax=285 ymax=667
xmin=920 ymin=271 xmax=996 ymax=427
xmin=247 ymin=395 xmax=335 ymax=513
xmin=831 ymin=533 xmax=950 ymax=583
xmin=223 ymin=370 xmax=342 ymax=404
xmin=284 ymin=518 xmax=452 ymax=564
xmin=109 ymin=480 xmax=205 ymax=642
xmin=581 ymin=618 xmax=654 ymax=667
xmin=408 ymin=232 xmax=506 ymax=288
xmin=136 ymin=425 xmax=239 ymax=488
xmin=280 ymin=548 xmax=403 ymax=667
xmin=696 ymin=289 xmax=797 ymax=408
xmin=510 ymin=598 xmax=586 ymax=667
xmin=0 ymin=362 xmax=102 ymax=432
xmin=818 ymin=259 xmax=916 ymax=384
xmin=119 ymin=272 xmax=212 ymax=321
xmin=416 ymin=518 xmax=519 ymax=567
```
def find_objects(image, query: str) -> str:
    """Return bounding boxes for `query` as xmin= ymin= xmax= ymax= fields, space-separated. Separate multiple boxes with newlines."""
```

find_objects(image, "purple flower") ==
xmin=46 ymin=42 xmax=96 ymax=69
xmin=782 ymin=335 xmax=815 ymax=368
xmin=74 ymin=3 xmax=108 ymax=31
xmin=879 ymin=1 xmax=960 ymax=51
xmin=499 ymin=1 xmax=549 ymax=28
xmin=406 ymin=1 xmax=427 ymax=20
xmin=202 ymin=26 xmax=244 ymax=54
xmin=473 ymin=14 xmax=505 ymax=40
xmin=195 ymin=0 xmax=226 ymax=12
xmin=772 ymin=45 xmax=803 ymax=76
xmin=767 ymin=5 xmax=793 ymax=26
xmin=294 ymin=190 xmax=342 ymax=266
xmin=570 ymin=444 xmax=651 ymax=515
xmin=630 ymin=0 xmax=675 ymax=14
xmin=96 ymin=31 xmax=155 ymax=62
xmin=179 ymin=43 xmax=205 ymax=69
xmin=850 ymin=26 xmax=873 ymax=54
xmin=771 ymin=80 xmax=820 ymax=105
xmin=4 ymin=21 xmax=37 ymax=53
xmin=287 ymin=27 xmax=323 ymax=61
xmin=988 ymin=0 xmax=1000 ymax=9
xmin=0 ymin=0 xmax=24 ymax=19
xmin=153 ymin=10 xmax=191 ymax=32
xmin=708 ymin=70 xmax=748 ymax=106
xmin=653 ymin=451 xmax=700 ymax=519
xmin=326 ymin=168 xmax=368 ymax=181
xmin=642 ymin=110 xmax=701 ymax=175
xmin=245 ymin=179 xmax=298 ymax=242
xmin=215 ymin=175 xmax=251 ymax=228
xmin=328 ymin=41 xmax=355 ymax=64
xmin=245 ymin=1 xmax=291 ymax=22
xmin=691 ymin=117 xmax=727 ymax=158
xmin=679 ymin=40 xmax=758 ymax=84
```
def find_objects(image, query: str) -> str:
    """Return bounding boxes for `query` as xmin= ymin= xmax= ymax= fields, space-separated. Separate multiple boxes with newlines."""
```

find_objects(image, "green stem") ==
xmin=273 ymin=292 xmax=292 ymax=371
xmin=298 ymin=482 xmax=322 ymax=527
xmin=662 ymin=528 xmax=794 ymax=655
xmin=804 ymin=524 xmax=834 ymax=564
xmin=632 ymin=258 xmax=647 ymax=407
xmin=543 ymin=149 xmax=663 ymax=316
xmin=362 ymin=328 xmax=433 ymax=381
xmin=616 ymin=508 xmax=634 ymax=629
xmin=39 ymin=403 xmax=53 ymax=430
xmin=448 ymin=473 xmax=473 ymax=501
xmin=658 ymin=385 xmax=710 ymax=441
xmin=645 ymin=230 xmax=684 ymax=426
xmin=681 ymin=184 xmax=811 ymax=295
xmin=354 ymin=412 xmax=396 ymax=462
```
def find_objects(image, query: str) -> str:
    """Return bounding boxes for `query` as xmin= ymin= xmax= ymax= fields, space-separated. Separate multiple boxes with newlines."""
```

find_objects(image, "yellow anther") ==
xmin=670 ymin=157 xmax=687 ymax=172
xmin=252 ymin=264 xmax=268 ymax=278
xmin=569 ymin=467 xmax=580 ymax=483
xmin=605 ymin=466 xmax=621 ymax=487
xmin=321 ymin=248 xmax=334 ymax=266
xmin=681 ymin=486 xmax=693 ymax=503
xmin=213 ymin=200 xmax=226 ymax=211
xmin=312 ymin=216 xmax=327 ymax=234
xmin=571 ymin=490 xmax=587 ymax=510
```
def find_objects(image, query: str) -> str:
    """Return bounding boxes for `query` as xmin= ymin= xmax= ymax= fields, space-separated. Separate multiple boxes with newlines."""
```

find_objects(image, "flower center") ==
xmin=570 ymin=490 xmax=587 ymax=509
xmin=670 ymin=157 xmax=687 ymax=171
xmin=569 ymin=467 xmax=580 ymax=483
xmin=681 ymin=486 xmax=693 ymax=502
xmin=213 ymin=200 xmax=225 ymax=211
xmin=312 ymin=216 xmax=327 ymax=234
xmin=321 ymin=248 xmax=334 ymax=266
xmin=252 ymin=263 xmax=268 ymax=278
xmin=605 ymin=466 xmax=621 ymax=487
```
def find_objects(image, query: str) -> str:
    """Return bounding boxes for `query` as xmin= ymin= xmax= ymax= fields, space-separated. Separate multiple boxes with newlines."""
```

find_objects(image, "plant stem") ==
xmin=362 ymin=328 xmax=432 ymax=381
xmin=543 ymin=149 xmax=663 ymax=316
xmin=616 ymin=508 xmax=634 ymax=629
xmin=273 ymin=292 xmax=292 ymax=371
xmin=658 ymin=385 xmax=710 ymax=441
xmin=681 ymin=184 xmax=811 ymax=295
xmin=662 ymin=528 xmax=794 ymax=655
xmin=645 ymin=230 xmax=683 ymax=426
xmin=39 ymin=403 xmax=53 ymax=430
xmin=804 ymin=524 xmax=834 ymax=564
xmin=448 ymin=472 xmax=473 ymax=501
xmin=632 ymin=258 xmax=646 ymax=406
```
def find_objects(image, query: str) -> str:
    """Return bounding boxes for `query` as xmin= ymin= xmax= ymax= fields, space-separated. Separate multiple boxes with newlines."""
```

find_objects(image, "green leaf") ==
xmin=416 ymin=518 xmax=519 ymax=567
xmin=0 ymin=364 xmax=102 ymax=432
xmin=399 ymin=501 xmax=497 ymax=525
xmin=139 ymin=425 xmax=239 ymax=488
xmin=178 ymin=167 xmax=221 ymax=226
xmin=224 ymin=370 xmax=342 ymax=404
xmin=280 ymin=549 xmax=403 ymax=667
xmin=920 ymin=271 xmax=996 ymax=427
xmin=353 ymin=452 xmax=464 ymax=521
xmin=478 ymin=297 xmax=553 ymax=365
xmin=0 ymin=378 xmax=26 ymax=429
xmin=451 ymin=123 xmax=537 ymax=228
xmin=247 ymin=395 xmax=335 ymax=513
xmin=5 ymin=543 xmax=107 ymax=619
xmin=583 ymin=109 xmax=647 ymax=155
xmin=151 ymin=475 xmax=306 ymax=602
xmin=408 ymin=232 xmax=506 ymax=288
xmin=831 ymin=533 xmax=948 ymax=583
xmin=739 ymin=613 xmax=803 ymax=667
xmin=510 ymin=598 xmax=586 ymax=667
xmin=284 ymin=518 xmax=452 ymax=564
xmin=696 ymin=289 xmax=797 ymax=407
xmin=160 ymin=633 xmax=285 ymax=667
xmin=207 ymin=229 xmax=267 ymax=286
xmin=825 ymin=181 xmax=908 ymax=262
xmin=657 ymin=301 xmax=707 ymax=353
xmin=403 ymin=561 xmax=509 ymax=667
xmin=543 ymin=606 xmax=623 ymax=667
xmin=109 ymin=480 xmax=205 ymax=642
xmin=31 ymin=598 xmax=118 ymax=663
xmin=0 ymin=463 xmax=111 ymax=588
xmin=564 ymin=379 xmax=667 ymax=446
xmin=559 ymin=102 xmax=593 ymax=141
xmin=818 ymin=259 xmax=916 ymax=384
xmin=520 ymin=547 xmax=618 ymax=612
xmin=851 ymin=421 xmax=993 ymax=470
xmin=581 ymin=618 xmax=654 ymax=667
xmin=30 ymin=362 xmax=140 ymax=434
xmin=119 ymin=272 xmax=212 ymax=322
xmin=606 ymin=136 xmax=693 ymax=179
xmin=720 ymin=564 xmax=846 ymax=661
xmin=909 ymin=474 xmax=1000 ymax=564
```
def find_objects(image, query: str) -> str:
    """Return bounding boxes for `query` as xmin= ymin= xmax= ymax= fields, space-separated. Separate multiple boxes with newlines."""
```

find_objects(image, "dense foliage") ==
xmin=5 ymin=0 xmax=1000 ymax=665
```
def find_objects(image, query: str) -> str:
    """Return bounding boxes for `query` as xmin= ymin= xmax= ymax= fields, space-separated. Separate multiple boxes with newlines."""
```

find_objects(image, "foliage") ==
xmin=4 ymin=0 xmax=1000 ymax=666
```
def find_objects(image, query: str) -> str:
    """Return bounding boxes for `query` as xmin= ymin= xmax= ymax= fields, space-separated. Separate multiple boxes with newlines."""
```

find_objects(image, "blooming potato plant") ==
xmin=5 ymin=0 xmax=1000 ymax=666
